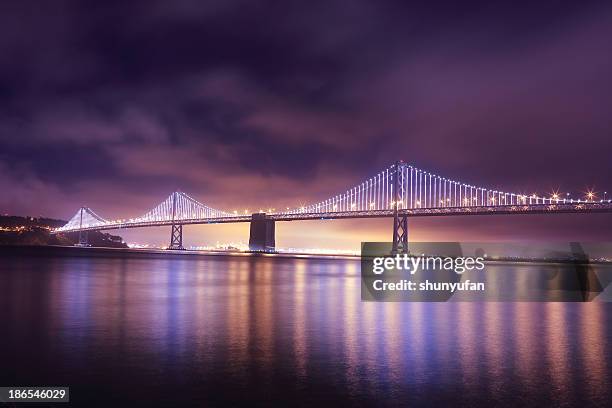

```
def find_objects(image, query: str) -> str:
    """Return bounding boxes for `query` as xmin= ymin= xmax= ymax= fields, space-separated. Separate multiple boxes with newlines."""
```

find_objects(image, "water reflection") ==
xmin=1 ymin=254 xmax=612 ymax=406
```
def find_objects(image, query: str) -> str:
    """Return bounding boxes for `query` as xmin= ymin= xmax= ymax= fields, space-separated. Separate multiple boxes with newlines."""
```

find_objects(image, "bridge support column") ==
xmin=168 ymin=224 xmax=184 ymax=250
xmin=392 ymin=213 xmax=408 ymax=254
xmin=391 ymin=160 xmax=408 ymax=254
xmin=75 ymin=207 xmax=90 ymax=247
xmin=77 ymin=230 xmax=89 ymax=247
xmin=167 ymin=191 xmax=185 ymax=250
xmin=249 ymin=213 xmax=275 ymax=252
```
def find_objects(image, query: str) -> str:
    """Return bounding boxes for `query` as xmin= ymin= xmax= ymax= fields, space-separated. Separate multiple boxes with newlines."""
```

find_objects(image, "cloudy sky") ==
xmin=1 ymin=1 xmax=611 ymax=248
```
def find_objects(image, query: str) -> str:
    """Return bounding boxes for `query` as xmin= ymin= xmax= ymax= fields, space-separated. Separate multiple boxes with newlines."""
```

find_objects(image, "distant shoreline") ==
xmin=1 ymin=244 xmax=611 ymax=265
xmin=0 ymin=244 xmax=359 ymax=261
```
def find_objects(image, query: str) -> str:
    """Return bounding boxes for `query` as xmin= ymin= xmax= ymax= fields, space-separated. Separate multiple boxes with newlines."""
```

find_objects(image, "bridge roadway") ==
xmin=56 ymin=201 xmax=612 ymax=233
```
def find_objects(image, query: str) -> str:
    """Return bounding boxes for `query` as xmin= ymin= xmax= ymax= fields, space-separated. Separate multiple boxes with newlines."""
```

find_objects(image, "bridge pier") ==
xmin=168 ymin=224 xmax=185 ymax=250
xmin=249 ymin=213 xmax=275 ymax=252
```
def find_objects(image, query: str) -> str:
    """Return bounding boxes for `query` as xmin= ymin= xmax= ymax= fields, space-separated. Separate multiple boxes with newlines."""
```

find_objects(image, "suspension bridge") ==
xmin=52 ymin=161 xmax=612 ymax=253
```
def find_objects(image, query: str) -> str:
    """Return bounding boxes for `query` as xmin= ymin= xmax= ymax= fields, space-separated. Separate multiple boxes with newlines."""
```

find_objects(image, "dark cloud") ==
xmin=1 ymin=0 xmax=611 ymax=245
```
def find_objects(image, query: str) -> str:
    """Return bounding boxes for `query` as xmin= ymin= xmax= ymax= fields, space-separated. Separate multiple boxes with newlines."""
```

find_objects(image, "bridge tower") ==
xmin=392 ymin=161 xmax=408 ymax=254
xmin=76 ymin=207 xmax=89 ymax=247
xmin=168 ymin=192 xmax=185 ymax=250
xmin=249 ymin=213 xmax=275 ymax=252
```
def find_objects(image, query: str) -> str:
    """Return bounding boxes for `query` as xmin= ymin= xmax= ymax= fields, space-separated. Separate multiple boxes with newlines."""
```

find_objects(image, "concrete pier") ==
xmin=249 ymin=213 xmax=275 ymax=251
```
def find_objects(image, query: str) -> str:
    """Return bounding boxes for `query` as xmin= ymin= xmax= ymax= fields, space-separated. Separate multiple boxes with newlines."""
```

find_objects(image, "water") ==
xmin=1 ymin=249 xmax=612 ymax=407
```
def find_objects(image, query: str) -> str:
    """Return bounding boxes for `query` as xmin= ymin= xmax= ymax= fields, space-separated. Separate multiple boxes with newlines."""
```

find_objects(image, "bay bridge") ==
xmin=52 ymin=161 xmax=612 ymax=253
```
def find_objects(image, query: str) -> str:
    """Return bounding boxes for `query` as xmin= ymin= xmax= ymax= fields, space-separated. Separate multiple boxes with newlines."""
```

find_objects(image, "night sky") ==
xmin=1 ymin=1 xmax=612 ymax=248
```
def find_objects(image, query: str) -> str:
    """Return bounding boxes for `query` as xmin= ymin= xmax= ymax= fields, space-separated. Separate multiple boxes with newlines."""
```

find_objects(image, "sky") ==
xmin=1 ymin=1 xmax=612 ymax=249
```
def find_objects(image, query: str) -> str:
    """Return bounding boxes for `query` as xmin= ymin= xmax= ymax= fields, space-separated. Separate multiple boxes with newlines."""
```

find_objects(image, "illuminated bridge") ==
xmin=52 ymin=161 xmax=612 ymax=252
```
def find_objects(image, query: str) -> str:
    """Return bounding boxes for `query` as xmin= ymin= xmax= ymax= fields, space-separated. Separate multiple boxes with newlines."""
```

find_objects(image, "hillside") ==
xmin=0 ymin=216 xmax=127 ymax=248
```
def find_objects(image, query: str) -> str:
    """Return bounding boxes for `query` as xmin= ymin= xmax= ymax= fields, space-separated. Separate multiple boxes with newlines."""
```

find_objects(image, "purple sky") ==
xmin=1 ymin=1 xmax=612 ymax=248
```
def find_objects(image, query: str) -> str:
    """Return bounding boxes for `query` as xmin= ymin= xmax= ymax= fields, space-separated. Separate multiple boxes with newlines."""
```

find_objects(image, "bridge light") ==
xmin=233 ymin=210 xmax=238 ymax=215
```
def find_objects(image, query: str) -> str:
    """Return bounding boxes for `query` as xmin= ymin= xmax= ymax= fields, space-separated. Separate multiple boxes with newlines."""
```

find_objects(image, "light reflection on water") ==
xmin=1 ymin=253 xmax=612 ymax=406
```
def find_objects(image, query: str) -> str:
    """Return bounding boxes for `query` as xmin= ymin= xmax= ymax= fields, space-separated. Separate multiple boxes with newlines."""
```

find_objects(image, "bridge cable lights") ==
xmin=55 ymin=162 xmax=612 ymax=250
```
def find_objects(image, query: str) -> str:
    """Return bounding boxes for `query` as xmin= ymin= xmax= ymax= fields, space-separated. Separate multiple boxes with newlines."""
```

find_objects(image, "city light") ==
xmin=586 ymin=190 xmax=595 ymax=201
